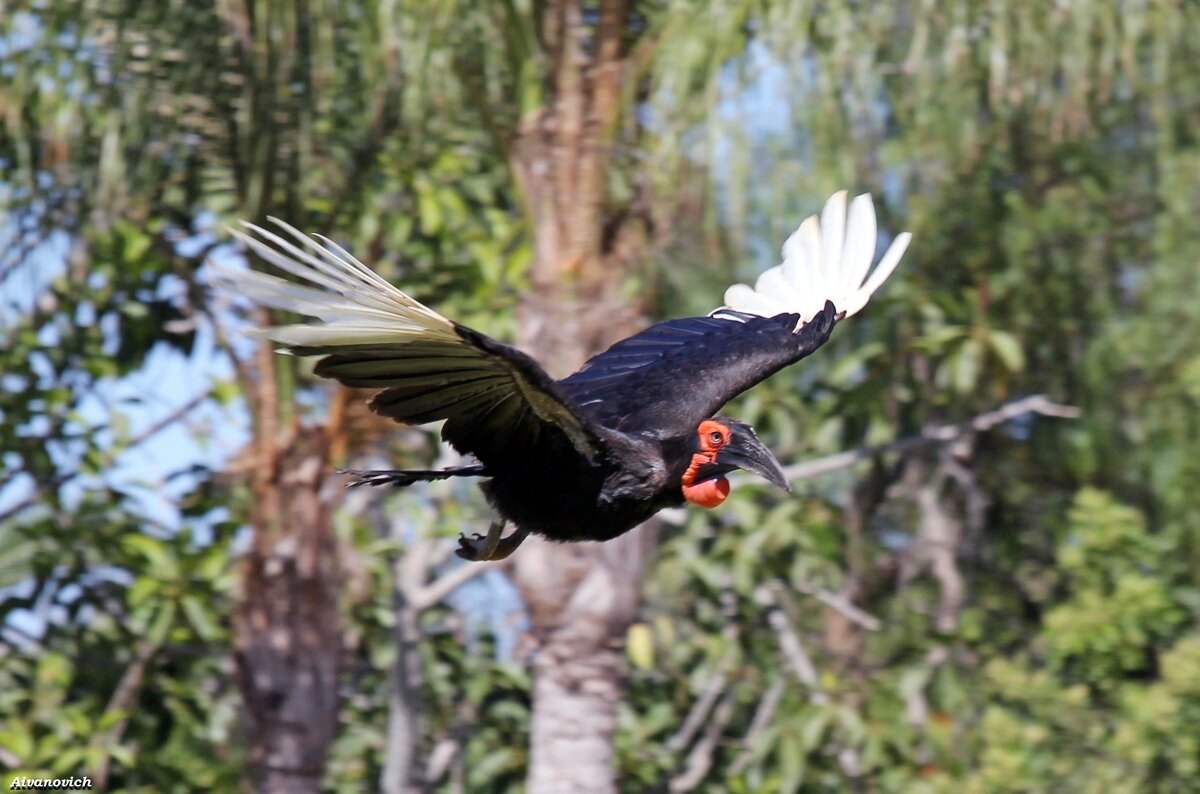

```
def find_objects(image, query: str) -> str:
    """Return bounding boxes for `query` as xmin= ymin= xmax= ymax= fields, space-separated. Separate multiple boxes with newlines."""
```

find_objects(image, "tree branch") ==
xmin=657 ymin=394 xmax=1078 ymax=526
xmin=668 ymin=690 xmax=736 ymax=793
xmin=668 ymin=586 xmax=738 ymax=754
xmin=666 ymin=668 xmax=728 ymax=753
xmin=92 ymin=638 xmax=159 ymax=787
xmin=780 ymin=394 xmax=1078 ymax=482
xmin=412 ymin=554 xmax=501 ymax=611
xmin=729 ymin=677 xmax=786 ymax=775
xmin=793 ymin=584 xmax=882 ymax=631
xmin=756 ymin=584 xmax=827 ymax=704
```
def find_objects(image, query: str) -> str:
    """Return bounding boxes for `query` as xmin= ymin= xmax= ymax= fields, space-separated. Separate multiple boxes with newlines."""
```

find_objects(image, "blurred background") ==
xmin=2 ymin=1 xmax=1199 ymax=792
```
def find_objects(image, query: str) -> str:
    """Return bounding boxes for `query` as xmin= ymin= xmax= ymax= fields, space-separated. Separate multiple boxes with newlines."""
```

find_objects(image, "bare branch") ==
xmin=793 ymin=584 xmax=882 ymax=632
xmin=92 ymin=638 xmax=159 ymax=787
xmin=126 ymin=391 xmax=213 ymax=450
xmin=729 ymin=677 xmax=787 ymax=775
xmin=904 ymin=457 xmax=965 ymax=633
xmin=413 ymin=555 xmax=502 ymax=611
xmin=668 ymin=690 xmax=737 ymax=793
xmin=756 ymin=584 xmax=827 ymax=705
xmin=666 ymin=669 xmax=728 ymax=753
xmin=656 ymin=395 xmax=1079 ymax=527
xmin=904 ymin=646 xmax=950 ymax=729
xmin=668 ymin=586 xmax=739 ymax=753
xmin=779 ymin=394 xmax=1079 ymax=483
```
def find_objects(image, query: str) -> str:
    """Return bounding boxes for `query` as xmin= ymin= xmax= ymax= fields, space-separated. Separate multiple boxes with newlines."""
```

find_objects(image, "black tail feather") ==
xmin=339 ymin=464 xmax=488 ymax=488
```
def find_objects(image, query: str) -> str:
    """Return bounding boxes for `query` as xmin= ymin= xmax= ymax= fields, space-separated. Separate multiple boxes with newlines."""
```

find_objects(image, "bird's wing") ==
xmin=560 ymin=191 xmax=910 ymax=436
xmin=559 ymin=307 xmax=837 ymax=433
xmin=213 ymin=220 xmax=603 ymax=467
xmin=720 ymin=190 xmax=911 ymax=321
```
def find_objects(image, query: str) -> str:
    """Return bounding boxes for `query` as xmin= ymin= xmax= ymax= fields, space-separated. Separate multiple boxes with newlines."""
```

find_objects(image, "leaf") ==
xmin=951 ymin=337 xmax=982 ymax=394
xmin=800 ymin=708 xmax=830 ymax=751
xmin=626 ymin=623 xmax=655 ymax=671
xmin=211 ymin=379 xmax=240 ymax=406
xmin=0 ymin=722 xmax=33 ymax=762
xmin=416 ymin=181 xmax=442 ymax=234
xmin=35 ymin=652 xmax=71 ymax=689
xmin=120 ymin=222 xmax=153 ymax=262
xmin=127 ymin=576 xmax=161 ymax=608
xmin=835 ymin=705 xmax=866 ymax=745
xmin=119 ymin=301 xmax=149 ymax=319
xmin=181 ymin=594 xmax=220 ymax=641
xmin=122 ymin=534 xmax=178 ymax=578
xmin=779 ymin=729 xmax=808 ymax=793
xmin=988 ymin=329 xmax=1026 ymax=372
xmin=147 ymin=602 xmax=177 ymax=645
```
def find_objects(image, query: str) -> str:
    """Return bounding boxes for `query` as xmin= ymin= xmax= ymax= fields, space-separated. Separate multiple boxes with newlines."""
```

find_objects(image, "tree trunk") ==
xmin=234 ymin=418 xmax=343 ymax=793
xmin=381 ymin=594 xmax=424 ymax=794
xmin=506 ymin=2 xmax=651 ymax=791
xmin=514 ymin=531 xmax=653 ymax=794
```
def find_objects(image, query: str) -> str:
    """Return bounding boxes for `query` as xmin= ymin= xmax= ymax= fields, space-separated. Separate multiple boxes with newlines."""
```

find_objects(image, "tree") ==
xmin=2 ymin=1 xmax=507 ymax=790
xmin=4 ymin=0 xmax=1199 ymax=792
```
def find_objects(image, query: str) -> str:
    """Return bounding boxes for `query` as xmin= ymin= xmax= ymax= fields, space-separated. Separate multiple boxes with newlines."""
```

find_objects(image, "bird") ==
xmin=215 ymin=191 xmax=910 ymax=561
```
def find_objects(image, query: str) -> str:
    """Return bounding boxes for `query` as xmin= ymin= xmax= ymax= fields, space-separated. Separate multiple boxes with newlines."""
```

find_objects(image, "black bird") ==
xmin=217 ymin=191 xmax=910 ymax=561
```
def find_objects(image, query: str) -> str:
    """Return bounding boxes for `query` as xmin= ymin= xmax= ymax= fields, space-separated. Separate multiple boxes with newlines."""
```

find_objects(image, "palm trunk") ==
xmin=505 ymin=3 xmax=652 ymax=791
xmin=514 ymin=534 xmax=653 ymax=793
xmin=381 ymin=594 xmax=423 ymax=794
xmin=234 ymin=423 xmax=342 ymax=794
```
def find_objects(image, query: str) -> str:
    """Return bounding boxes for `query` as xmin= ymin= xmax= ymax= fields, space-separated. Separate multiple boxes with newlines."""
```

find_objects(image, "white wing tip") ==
xmin=218 ymin=218 xmax=457 ymax=348
xmin=717 ymin=191 xmax=910 ymax=325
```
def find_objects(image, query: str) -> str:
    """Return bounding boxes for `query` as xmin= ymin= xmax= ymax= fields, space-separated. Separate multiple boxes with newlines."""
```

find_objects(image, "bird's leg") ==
xmin=485 ymin=525 xmax=530 ymax=561
xmin=455 ymin=520 xmax=530 ymax=562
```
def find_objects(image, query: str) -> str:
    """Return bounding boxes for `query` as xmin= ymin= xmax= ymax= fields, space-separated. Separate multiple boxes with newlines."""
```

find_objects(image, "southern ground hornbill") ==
xmin=217 ymin=191 xmax=911 ymax=561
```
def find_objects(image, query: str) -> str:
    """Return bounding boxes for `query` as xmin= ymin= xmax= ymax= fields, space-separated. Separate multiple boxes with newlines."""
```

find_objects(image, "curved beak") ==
xmin=716 ymin=424 xmax=791 ymax=493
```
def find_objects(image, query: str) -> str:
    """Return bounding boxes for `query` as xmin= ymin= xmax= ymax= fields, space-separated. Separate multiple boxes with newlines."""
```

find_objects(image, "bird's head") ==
xmin=680 ymin=418 xmax=790 ymax=508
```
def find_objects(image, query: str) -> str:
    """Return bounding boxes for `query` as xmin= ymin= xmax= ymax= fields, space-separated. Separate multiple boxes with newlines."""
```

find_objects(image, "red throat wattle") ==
xmin=682 ymin=466 xmax=731 ymax=508
xmin=681 ymin=419 xmax=732 ymax=508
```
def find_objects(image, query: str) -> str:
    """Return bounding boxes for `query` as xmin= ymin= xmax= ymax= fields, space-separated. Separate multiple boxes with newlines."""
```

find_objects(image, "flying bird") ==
xmin=217 ymin=191 xmax=910 ymax=561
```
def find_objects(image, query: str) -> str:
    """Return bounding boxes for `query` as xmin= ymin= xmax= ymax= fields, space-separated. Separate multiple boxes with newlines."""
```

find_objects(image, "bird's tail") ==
xmin=716 ymin=191 xmax=911 ymax=325
xmin=340 ymin=464 xmax=488 ymax=488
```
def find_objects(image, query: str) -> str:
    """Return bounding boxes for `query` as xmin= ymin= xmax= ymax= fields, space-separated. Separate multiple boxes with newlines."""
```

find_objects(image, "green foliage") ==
xmin=1044 ymin=489 xmax=1185 ymax=682
xmin=915 ymin=490 xmax=1198 ymax=794
xmin=4 ymin=0 xmax=1200 ymax=792
xmin=0 ymin=505 xmax=244 ymax=791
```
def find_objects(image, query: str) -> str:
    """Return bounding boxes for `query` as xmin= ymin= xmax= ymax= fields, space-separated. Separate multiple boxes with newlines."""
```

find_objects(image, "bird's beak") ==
xmin=716 ymin=428 xmax=791 ymax=493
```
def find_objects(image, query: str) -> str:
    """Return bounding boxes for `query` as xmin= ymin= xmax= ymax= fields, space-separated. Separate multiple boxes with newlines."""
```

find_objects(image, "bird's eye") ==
xmin=709 ymin=430 xmax=724 ymax=444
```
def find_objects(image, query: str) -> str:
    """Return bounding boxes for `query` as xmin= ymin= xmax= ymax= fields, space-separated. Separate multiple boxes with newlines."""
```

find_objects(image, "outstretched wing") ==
xmin=560 ymin=191 xmax=910 ymax=437
xmin=213 ymin=219 xmax=602 ymax=468
xmin=559 ymin=305 xmax=837 ymax=435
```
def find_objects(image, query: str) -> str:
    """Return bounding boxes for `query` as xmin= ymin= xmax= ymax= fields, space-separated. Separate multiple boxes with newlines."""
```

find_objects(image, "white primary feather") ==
xmin=719 ymin=191 xmax=911 ymax=326
xmin=211 ymin=218 xmax=458 ymax=348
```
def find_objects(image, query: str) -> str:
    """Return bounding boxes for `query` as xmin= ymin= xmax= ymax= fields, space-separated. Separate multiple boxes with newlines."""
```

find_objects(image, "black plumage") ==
xmin=218 ymin=192 xmax=909 ymax=560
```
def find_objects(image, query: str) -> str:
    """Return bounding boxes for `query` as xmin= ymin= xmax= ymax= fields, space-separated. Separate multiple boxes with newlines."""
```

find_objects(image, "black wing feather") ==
xmin=559 ymin=302 xmax=838 ymax=436
xmin=313 ymin=324 xmax=603 ymax=467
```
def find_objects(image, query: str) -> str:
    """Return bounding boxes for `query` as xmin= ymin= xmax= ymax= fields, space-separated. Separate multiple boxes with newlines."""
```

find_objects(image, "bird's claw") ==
xmin=456 ymin=521 xmax=503 ymax=561
xmin=456 ymin=533 xmax=490 ymax=561
xmin=455 ymin=522 xmax=531 ymax=562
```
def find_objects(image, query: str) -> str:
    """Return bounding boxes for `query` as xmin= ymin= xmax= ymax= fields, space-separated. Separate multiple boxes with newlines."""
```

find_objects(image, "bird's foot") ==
xmin=455 ymin=521 xmax=530 ymax=562
xmin=456 ymin=532 xmax=498 ymax=561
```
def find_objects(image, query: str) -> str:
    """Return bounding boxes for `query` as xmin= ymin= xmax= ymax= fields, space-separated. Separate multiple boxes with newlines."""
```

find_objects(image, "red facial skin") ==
xmin=681 ymin=419 xmax=732 ymax=508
